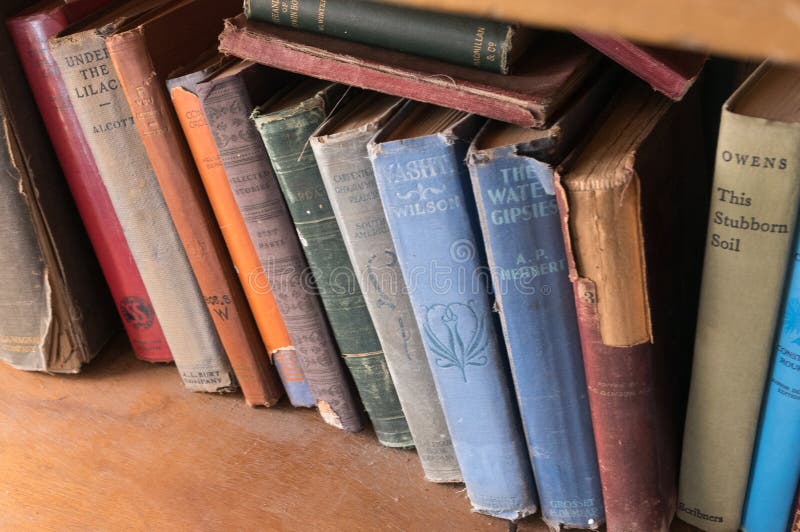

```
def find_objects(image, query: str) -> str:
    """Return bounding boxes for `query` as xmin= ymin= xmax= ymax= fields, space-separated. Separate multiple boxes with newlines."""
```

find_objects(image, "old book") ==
xmin=7 ymin=0 xmax=172 ymax=363
xmin=368 ymin=102 xmax=538 ymax=519
xmin=105 ymin=0 xmax=284 ymax=406
xmin=310 ymin=91 xmax=461 ymax=481
xmin=244 ymin=0 xmax=529 ymax=74
xmin=167 ymin=53 xmax=314 ymax=407
xmin=554 ymin=79 xmax=707 ymax=531
xmin=195 ymin=62 xmax=362 ymax=431
xmin=219 ymin=14 xmax=598 ymax=128
xmin=49 ymin=0 xmax=235 ymax=391
xmin=466 ymin=71 xmax=616 ymax=528
xmin=679 ymin=63 xmax=800 ymax=531
xmin=252 ymin=80 xmax=411 ymax=447
xmin=574 ymin=30 xmax=706 ymax=100
xmin=792 ymin=492 xmax=800 ymax=532
xmin=0 ymin=0 xmax=116 ymax=372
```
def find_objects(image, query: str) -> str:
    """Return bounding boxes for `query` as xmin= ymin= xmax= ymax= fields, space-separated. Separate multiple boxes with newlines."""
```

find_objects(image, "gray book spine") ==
xmin=49 ymin=27 xmax=235 ymax=392
xmin=310 ymin=108 xmax=461 ymax=481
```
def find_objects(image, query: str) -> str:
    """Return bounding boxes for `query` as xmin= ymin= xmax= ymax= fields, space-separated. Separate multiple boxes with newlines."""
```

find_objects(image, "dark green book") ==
xmin=244 ymin=0 xmax=530 ymax=74
xmin=252 ymin=80 xmax=412 ymax=447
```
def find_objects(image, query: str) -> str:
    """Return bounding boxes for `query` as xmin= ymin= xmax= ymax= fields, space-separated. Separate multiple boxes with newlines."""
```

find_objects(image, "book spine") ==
xmin=679 ymin=105 xmax=800 ymax=530
xmin=743 ymin=245 xmax=800 ymax=531
xmin=368 ymin=111 xmax=538 ymax=519
xmin=50 ymin=29 xmax=235 ymax=392
xmin=792 ymin=492 xmax=800 ymax=532
xmin=468 ymin=144 xmax=604 ymax=528
xmin=106 ymin=32 xmax=283 ymax=406
xmin=169 ymin=80 xmax=313 ymax=407
xmin=253 ymin=91 xmax=410 ymax=446
xmin=244 ymin=0 xmax=516 ymax=74
xmin=196 ymin=75 xmax=362 ymax=430
xmin=311 ymin=120 xmax=462 ymax=481
xmin=6 ymin=7 xmax=172 ymax=363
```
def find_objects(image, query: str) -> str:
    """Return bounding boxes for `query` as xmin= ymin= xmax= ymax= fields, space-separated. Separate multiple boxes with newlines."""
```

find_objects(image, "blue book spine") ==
xmin=742 ymin=245 xmax=800 ymax=532
xmin=368 ymin=109 xmax=538 ymax=520
xmin=468 ymin=142 xmax=604 ymax=529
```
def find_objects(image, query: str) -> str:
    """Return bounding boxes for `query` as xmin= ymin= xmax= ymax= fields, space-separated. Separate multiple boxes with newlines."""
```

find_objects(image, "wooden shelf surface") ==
xmin=381 ymin=0 xmax=800 ymax=62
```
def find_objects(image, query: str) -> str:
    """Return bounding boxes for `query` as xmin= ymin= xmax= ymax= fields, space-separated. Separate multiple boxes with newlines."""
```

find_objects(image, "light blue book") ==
xmin=368 ymin=102 xmax=538 ymax=520
xmin=742 ymin=247 xmax=800 ymax=532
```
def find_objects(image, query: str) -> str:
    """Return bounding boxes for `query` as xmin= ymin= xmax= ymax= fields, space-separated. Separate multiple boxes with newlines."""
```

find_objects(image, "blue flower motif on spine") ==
xmin=422 ymin=301 xmax=489 ymax=382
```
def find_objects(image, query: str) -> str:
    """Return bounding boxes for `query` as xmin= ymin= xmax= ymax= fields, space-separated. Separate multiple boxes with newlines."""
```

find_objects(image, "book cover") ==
xmin=680 ymin=63 xmax=800 ymax=531
xmin=219 ymin=14 xmax=598 ymax=128
xmin=106 ymin=0 xmax=284 ymax=406
xmin=7 ymin=0 xmax=172 ymax=364
xmin=167 ymin=55 xmax=314 ymax=408
xmin=310 ymin=91 xmax=461 ymax=481
xmin=195 ymin=62 xmax=362 ymax=431
xmin=466 ymin=71 xmax=616 ymax=528
xmin=368 ymin=102 xmax=538 ymax=519
xmin=252 ymin=80 xmax=411 ymax=447
xmin=49 ymin=1 xmax=236 ymax=391
xmin=554 ymin=79 xmax=707 ymax=531
xmin=574 ymin=30 xmax=706 ymax=100
xmin=244 ymin=0 xmax=528 ymax=74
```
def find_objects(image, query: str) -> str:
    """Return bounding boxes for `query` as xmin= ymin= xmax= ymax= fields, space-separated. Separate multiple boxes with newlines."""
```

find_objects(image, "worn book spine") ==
xmin=679 ymin=66 xmax=800 ymax=532
xmin=791 ymin=492 xmax=800 ymax=532
xmin=468 ymin=140 xmax=603 ymax=529
xmin=368 ymin=106 xmax=538 ymax=519
xmin=168 ymin=71 xmax=313 ymax=407
xmin=743 ymin=248 xmax=800 ymax=531
xmin=252 ymin=85 xmax=410 ymax=446
xmin=6 ymin=1 xmax=172 ymax=363
xmin=50 ymin=25 xmax=235 ymax=391
xmin=195 ymin=69 xmax=362 ymax=430
xmin=106 ymin=28 xmax=283 ymax=406
xmin=244 ymin=0 xmax=519 ymax=74
xmin=310 ymin=102 xmax=461 ymax=481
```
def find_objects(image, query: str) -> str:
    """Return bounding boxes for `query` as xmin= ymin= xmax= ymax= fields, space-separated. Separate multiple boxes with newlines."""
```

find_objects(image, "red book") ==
xmin=574 ymin=30 xmax=706 ymax=100
xmin=218 ymin=15 xmax=599 ymax=128
xmin=7 ymin=0 xmax=172 ymax=363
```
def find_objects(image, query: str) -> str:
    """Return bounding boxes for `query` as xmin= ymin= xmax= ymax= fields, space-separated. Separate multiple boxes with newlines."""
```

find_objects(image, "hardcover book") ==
xmin=7 ymin=0 xmax=172 ymax=363
xmin=466 ymin=71 xmax=615 ymax=528
xmin=680 ymin=63 xmax=800 ymax=531
xmin=219 ymin=14 xmax=598 ymax=128
xmin=310 ymin=90 xmax=461 ymax=481
xmin=252 ymin=80 xmax=411 ymax=446
xmin=195 ymin=62 xmax=362 ymax=431
xmin=168 ymin=53 xmax=314 ymax=407
xmin=368 ymin=102 xmax=538 ymax=519
xmin=244 ymin=0 xmax=530 ymax=74
xmin=50 ymin=0 xmax=236 ymax=391
xmin=105 ymin=0 xmax=284 ymax=406
xmin=554 ymin=79 xmax=707 ymax=532
xmin=0 ymin=0 xmax=116 ymax=372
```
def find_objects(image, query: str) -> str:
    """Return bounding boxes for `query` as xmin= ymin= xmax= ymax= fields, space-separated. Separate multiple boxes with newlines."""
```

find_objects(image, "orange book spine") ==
xmin=169 ymin=81 xmax=313 ymax=407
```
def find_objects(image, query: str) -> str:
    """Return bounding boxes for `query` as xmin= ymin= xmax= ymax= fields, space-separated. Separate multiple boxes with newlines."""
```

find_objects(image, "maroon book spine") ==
xmin=7 ymin=1 xmax=172 ymax=363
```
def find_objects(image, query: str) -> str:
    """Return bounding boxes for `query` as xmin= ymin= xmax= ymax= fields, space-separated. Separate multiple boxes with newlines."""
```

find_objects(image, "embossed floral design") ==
xmin=422 ymin=301 xmax=488 ymax=382
xmin=396 ymin=183 xmax=446 ymax=201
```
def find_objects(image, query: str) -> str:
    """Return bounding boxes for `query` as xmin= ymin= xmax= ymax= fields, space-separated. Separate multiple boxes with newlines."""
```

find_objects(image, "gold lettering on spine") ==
xmin=289 ymin=0 xmax=300 ymax=27
xmin=472 ymin=26 xmax=485 ymax=67
xmin=271 ymin=0 xmax=280 ymax=22
xmin=317 ymin=0 xmax=327 ymax=31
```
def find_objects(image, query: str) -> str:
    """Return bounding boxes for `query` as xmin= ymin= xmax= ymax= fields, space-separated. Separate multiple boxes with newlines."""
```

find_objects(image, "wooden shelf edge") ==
xmin=379 ymin=0 xmax=798 ymax=62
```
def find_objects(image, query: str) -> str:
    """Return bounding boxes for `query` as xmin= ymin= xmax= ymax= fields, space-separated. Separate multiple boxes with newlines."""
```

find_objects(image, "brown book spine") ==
xmin=106 ymin=30 xmax=282 ymax=406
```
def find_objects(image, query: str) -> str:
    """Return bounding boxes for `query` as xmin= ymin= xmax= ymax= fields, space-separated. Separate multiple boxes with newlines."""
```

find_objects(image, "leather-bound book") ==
xmin=196 ymin=62 xmax=362 ymax=431
xmin=49 ymin=0 xmax=236 ymax=392
xmin=7 ymin=0 xmax=172 ymax=363
xmin=167 ymin=53 xmax=314 ymax=408
xmin=252 ymin=80 xmax=411 ymax=446
xmin=0 ymin=0 xmax=116 ymax=372
xmin=105 ymin=0 xmax=285 ymax=406
xmin=554 ymin=79 xmax=708 ymax=531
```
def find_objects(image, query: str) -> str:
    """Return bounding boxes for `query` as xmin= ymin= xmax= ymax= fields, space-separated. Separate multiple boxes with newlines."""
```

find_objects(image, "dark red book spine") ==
xmin=7 ymin=1 xmax=172 ymax=363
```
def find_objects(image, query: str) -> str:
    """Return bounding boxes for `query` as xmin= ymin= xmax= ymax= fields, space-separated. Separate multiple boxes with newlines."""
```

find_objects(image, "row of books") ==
xmin=3 ymin=0 xmax=800 ymax=531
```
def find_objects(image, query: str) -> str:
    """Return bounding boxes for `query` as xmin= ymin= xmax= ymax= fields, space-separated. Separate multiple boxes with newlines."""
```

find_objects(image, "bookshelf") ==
xmin=382 ymin=0 xmax=793 ymax=62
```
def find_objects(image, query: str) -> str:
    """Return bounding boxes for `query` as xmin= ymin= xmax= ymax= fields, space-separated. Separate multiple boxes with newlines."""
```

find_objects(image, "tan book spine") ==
xmin=679 ymin=65 xmax=800 ymax=530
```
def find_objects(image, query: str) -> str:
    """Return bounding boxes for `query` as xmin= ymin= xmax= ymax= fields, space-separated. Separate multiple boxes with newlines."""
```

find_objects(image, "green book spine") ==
xmin=252 ymin=84 xmax=412 ymax=447
xmin=244 ymin=0 xmax=519 ymax=74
